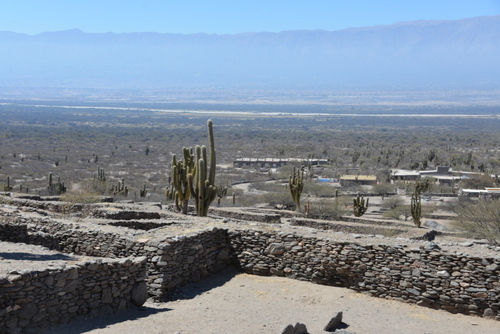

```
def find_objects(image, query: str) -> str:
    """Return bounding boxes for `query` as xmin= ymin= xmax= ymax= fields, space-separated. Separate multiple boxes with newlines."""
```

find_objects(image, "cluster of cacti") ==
xmin=139 ymin=184 xmax=147 ymax=198
xmin=411 ymin=190 xmax=422 ymax=227
xmin=217 ymin=184 xmax=228 ymax=206
xmin=3 ymin=176 xmax=13 ymax=192
xmin=47 ymin=172 xmax=66 ymax=195
xmin=167 ymin=120 xmax=218 ymax=217
xmin=111 ymin=178 xmax=128 ymax=196
xmin=353 ymin=193 xmax=369 ymax=217
xmin=94 ymin=165 xmax=106 ymax=183
xmin=289 ymin=166 xmax=304 ymax=211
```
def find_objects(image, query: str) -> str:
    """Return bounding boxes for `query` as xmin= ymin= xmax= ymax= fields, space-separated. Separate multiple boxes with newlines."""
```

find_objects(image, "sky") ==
xmin=1 ymin=0 xmax=500 ymax=35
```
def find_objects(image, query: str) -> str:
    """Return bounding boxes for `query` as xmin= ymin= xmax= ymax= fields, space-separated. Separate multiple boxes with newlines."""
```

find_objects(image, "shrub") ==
xmin=308 ymin=197 xmax=349 ymax=220
xmin=452 ymin=199 xmax=500 ymax=245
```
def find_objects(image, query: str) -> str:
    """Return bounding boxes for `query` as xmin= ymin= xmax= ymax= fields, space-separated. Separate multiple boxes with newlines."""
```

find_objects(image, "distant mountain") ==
xmin=1 ymin=15 xmax=499 ymax=90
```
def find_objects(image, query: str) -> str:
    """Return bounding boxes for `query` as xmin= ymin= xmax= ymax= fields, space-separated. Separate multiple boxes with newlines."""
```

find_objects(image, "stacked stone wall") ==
xmin=229 ymin=230 xmax=500 ymax=320
xmin=0 ymin=210 xmax=233 ymax=301
xmin=1 ymin=208 xmax=499 ymax=322
xmin=0 ymin=257 xmax=148 ymax=334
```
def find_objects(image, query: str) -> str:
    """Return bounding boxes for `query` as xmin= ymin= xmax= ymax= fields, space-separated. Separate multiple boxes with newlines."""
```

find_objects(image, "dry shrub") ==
xmin=452 ymin=199 xmax=500 ymax=245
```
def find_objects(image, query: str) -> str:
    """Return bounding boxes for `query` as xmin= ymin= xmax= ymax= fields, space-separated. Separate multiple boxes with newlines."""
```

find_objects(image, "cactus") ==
xmin=169 ymin=147 xmax=195 ymax=214
xmin=188 ymin=152 xmax=217 ymax=216
xmin=217 ymin=184 xmax=228 ymax=206
xmin=169 ymin=120 xmax=217 ymax=216
xmin=188 ymin=120 xmax=218 ymax=217
xmin=47 ymin=172 xmax=66 ymax=195
xmin=94 ymin=165 xmax=106 ymax=183
xmin=353 ymin=193 xmax=369 ymax=217
xmin=3 ymin=176 xmax=13 ymax=192
xmin=289 ymin=166 xmax=304 ymax=211
xmin=411 ymin=191 xmax=422 ymax=228
xmin=304 ymin=201 xmax=311 ymax=217
xmin=139 ymin=184 xmax=147 ymax=198
xmin=112 ymin=178 xmax=128 ymax=196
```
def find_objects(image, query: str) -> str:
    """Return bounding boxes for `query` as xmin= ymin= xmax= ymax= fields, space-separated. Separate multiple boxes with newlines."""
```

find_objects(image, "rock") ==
xmin=436 ymin=270 xmax=450 ymax=278
xmin=18 ymin=303 xmax=38 ymax=319
xmin=324 ymin=311 xmax=343 ymax=332
xmin=424 ymin=242 xmax=440 ymax=250
xmin=281 ymin=322 xmax=308 ymax=334
xmin=131 ymin=281 xmax=148 ymax=306
xmin=292 ymin=323 xmax=308 ymax=334
xmin=483 ymin=308 xmax=496 ymax=318
xmin=459 ymin=241 xmax=474 ymax=247
xmin=265 ymin=243 xmax=286 ymax=255
xmin=486 ymin=263 xmax=499 ymax=271
xmin=423 ymin=220 xmax=447 ymax=231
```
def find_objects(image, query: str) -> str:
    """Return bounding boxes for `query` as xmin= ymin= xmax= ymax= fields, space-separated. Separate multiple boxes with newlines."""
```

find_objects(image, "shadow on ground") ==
xmin=0 ymin=252 xmax=75 ymax=261
xmin=166 ymin=267 xmax=240 ymax=301
xmin=39 ymin=306 xmax=172 ymax=334
xmin=40 ymin=268 xmax=240 ymax=333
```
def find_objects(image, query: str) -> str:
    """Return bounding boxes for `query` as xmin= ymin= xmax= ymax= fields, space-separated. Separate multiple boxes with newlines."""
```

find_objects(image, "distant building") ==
xmin=233 ymin=158 xmax=328 ymax=168
xmin=339 ymin=175 xmax=377 ymax=186
xmin=390 ymin=167 xmax=479 ymax=185
xmin=460 ymin=188 xmax=500 ymax=198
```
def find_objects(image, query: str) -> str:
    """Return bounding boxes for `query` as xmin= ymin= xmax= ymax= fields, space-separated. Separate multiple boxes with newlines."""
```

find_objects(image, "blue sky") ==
xmin=1 ymin=0 xmax=500 ymax=35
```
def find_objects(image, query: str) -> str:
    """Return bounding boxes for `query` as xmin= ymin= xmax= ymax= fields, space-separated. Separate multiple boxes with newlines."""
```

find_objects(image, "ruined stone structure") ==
xmin=1 ymin=204 xmax=499 ymax=332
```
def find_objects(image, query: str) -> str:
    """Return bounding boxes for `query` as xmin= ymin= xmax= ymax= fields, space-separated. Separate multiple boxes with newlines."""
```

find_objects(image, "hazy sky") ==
xmin=2 ymin=0 xmax=500 ymax=35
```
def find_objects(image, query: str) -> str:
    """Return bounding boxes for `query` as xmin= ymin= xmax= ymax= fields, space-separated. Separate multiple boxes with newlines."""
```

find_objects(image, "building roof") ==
xmin=340 ymin=175 xmax=377 ymax=181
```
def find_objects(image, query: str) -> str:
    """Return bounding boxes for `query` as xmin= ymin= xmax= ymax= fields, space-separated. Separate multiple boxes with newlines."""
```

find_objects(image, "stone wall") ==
xmin=0 ymin=257 xmax=148 ymax=334
xmin=229 ymin=230 xmax=500 ymax=320
xmin=1 ymin=207 xmax=500 ymax=323
xmin=290 ymin=217 xmax=406 ymax=236
xmin=0 ymin=210 xmax=233 ymax=301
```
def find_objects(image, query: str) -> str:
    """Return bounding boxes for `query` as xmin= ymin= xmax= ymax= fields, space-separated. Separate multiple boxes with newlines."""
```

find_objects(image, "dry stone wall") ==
xmin=1 ymin=207 xmax=500 ymax=323
xmin=0 ymin=210 xmax=233 ymax=301
xmin=0 ymin=257 xmax=148 ymax=334
xmin=229 ymin=230 xmax=500 ymax=320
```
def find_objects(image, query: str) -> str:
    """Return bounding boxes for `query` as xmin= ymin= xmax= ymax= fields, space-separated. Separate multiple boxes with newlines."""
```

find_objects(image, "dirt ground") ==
xmin=38 ymin=268 xmax=500 ymax=334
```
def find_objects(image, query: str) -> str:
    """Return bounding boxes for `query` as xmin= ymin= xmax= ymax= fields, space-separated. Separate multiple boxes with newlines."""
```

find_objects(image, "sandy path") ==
xmin=41 ymin=269 xmax=499 ymax=334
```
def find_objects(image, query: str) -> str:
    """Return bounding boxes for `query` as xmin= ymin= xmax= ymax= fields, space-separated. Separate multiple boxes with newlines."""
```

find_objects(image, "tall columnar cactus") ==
xmin=94 ymin=165 xmax=106 ymax=183
xmin=188 ymin=120 xmax=217 ymax=217
xmin=3 ymin=176 xmax=13 ymax=192
xmin=411 ymin=191 xmax=422 ymax=228
xmin=169 ymin=147 xmax=195 ymax=214
xmin=217 ymin=184 xmax=228 ymax=206
xmin=47 ymin=172 xmax=66 ymax=195
xmin=289 ymin=166 xmax=304 ymax=211
xmin=353 ymin=193 xmax=369 ymax=217
xmin=139 ymin=184 xmax=147 ymax=198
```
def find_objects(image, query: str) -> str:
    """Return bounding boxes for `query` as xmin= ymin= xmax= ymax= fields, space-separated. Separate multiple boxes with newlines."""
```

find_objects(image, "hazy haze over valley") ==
xmin=1 ymin=15 xmax=500 ymax=104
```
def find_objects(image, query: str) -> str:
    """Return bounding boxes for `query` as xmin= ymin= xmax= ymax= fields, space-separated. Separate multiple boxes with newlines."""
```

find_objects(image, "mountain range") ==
xmin=1 ymin=15 xmax=499 ymax=91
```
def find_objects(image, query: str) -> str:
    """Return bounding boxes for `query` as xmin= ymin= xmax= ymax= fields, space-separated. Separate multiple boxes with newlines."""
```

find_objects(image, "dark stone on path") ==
xmin=324 ymin=311 xmax=343 ymax=332
xmin=280 ymin=322 xmax=308 ymax=334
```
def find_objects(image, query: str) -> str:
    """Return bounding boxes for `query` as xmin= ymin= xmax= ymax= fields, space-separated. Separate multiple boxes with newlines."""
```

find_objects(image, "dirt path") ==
xmin=41 ymin=269 xmax=499 ymax=334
